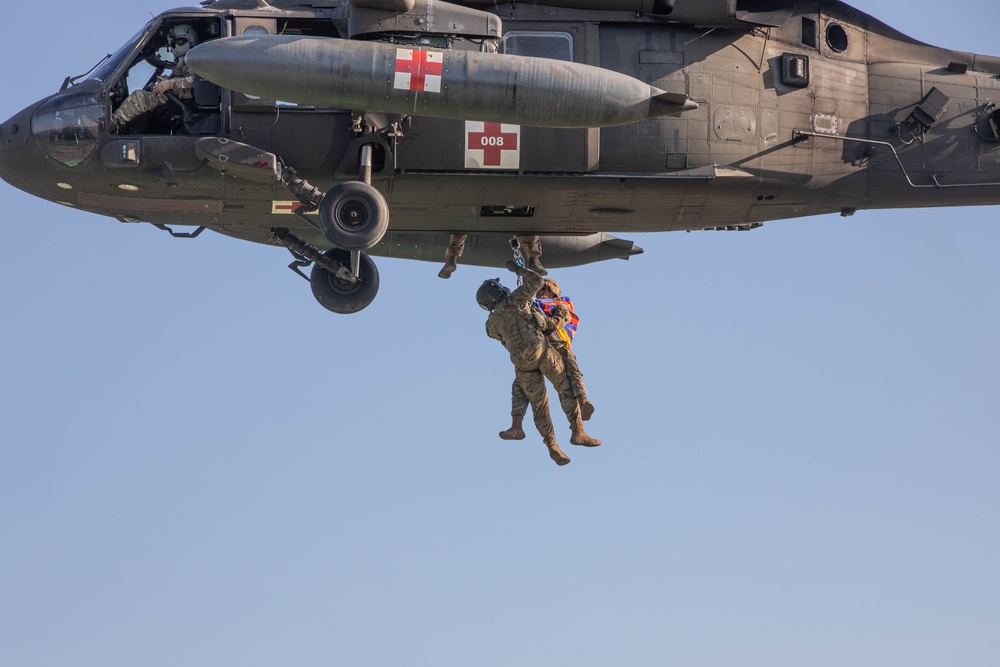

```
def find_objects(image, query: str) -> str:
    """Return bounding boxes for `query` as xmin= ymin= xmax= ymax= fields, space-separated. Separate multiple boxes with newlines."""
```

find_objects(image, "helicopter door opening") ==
xmin=108 ymin=17 xmax=223 ymax=136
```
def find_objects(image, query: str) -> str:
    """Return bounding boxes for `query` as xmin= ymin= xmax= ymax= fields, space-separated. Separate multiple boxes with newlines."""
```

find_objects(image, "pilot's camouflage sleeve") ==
xmin=168 ymin=58 xmax=196 ymax=96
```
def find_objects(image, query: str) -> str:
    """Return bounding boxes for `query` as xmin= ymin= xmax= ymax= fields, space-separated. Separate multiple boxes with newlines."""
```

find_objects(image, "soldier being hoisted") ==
xmin=499 ymin=276 xmax=595 ymax=442
xmin=479 ymin=260 xmax=601 ymax=466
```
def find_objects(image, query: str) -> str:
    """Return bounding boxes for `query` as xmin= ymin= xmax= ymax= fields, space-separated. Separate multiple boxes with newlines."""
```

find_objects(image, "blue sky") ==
xmin=1 ymin=1 xmax=997 ymax=666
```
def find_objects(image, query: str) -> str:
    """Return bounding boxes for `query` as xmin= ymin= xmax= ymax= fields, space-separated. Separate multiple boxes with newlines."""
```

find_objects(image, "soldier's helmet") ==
xmin=167 ymin=24 xmax=200 ymax=58
xmin=477 ymin=278 xmax=510 ymax=311
xmin=541 ymin=278 xmax=562 ymax=298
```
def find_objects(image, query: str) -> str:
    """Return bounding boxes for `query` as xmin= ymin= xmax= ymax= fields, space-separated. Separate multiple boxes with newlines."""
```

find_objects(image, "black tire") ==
xmin=318 ymin=181 xmax=390 ymax=251
xmin=309 ymin=249 xmax=380 ymax=314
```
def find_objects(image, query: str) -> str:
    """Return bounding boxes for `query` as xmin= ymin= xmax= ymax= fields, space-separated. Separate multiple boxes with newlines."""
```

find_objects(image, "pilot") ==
xmin=111 ymin=24 xmax=200 ymax=132
xmin=499 ymin=276 xmax=595 ymax=442
xmin=479 ymin=260 xmax=601 ymax=466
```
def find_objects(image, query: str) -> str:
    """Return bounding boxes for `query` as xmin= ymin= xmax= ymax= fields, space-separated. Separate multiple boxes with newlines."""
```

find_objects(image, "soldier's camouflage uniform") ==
xmin=486 ymin=266 xmax=582 ymax=457
xmin=508 ymin=301 xmax=583 ymax=418
xmin=111 ymin=58 xmax=195 ymax=130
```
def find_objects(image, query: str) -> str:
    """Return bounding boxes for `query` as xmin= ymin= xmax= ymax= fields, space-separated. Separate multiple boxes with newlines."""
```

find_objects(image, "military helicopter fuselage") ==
xmin=2 ymin=0 xmax=1000 ymax=313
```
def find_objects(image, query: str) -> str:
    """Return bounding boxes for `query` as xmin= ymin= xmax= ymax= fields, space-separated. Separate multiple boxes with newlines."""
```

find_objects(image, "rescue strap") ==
xmin=510 ymin=237 xmax=525 ymax=285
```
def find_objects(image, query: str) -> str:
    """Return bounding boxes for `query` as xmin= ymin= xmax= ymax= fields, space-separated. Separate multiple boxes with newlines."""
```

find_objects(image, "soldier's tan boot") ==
xmin=439 ymin=234 xmax=466 ymax=278
xmin=579 ymin=397 xmax=595 ymax=421
xmin=546 ymin=440 xmax=571 ymax=466
xmin=570 ymin=419 xmax=601 ymax=447
xmin=437 ymin=255 xmax=458 ymax=279
xmin=498 ymin=415 xmax=526 ymax=441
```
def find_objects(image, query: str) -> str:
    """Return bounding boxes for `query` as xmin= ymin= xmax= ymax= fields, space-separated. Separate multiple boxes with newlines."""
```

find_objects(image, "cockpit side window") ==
xmin=108 ymin=17 xmax=223 ymax=136
xmin=89 ymin=26 xmax=151 ymax=84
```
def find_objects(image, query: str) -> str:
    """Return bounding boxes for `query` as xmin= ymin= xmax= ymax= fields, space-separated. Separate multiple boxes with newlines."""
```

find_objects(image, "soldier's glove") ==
xmin=152 ymin=78 xmax=176 ymax=94
xmin=552 ymin=304 xmax=569 ymax=318
xmin=504 ymin=259 xmax=521 ymax=273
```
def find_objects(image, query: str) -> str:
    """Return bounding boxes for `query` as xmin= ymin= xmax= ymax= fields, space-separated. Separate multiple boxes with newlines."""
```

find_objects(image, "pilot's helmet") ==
xmin=540 ymin=278 xmax=561 ymax=298
xmin=167 ymin=24 xmax=200 ymax=58
xmin=477 ymin=278 xmax=510 ymax=311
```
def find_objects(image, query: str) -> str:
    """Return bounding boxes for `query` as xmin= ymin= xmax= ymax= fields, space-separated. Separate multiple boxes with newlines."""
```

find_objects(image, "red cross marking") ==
xmin=396 ymin=50 xmax=443 ymax=91
xmin=467 ymin=123 xmax=519 ymax=167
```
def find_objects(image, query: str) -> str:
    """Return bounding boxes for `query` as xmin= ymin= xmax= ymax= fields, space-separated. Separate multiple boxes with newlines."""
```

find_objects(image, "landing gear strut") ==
xmin=277 ymin=125 xmax=395 ymax=313
xmin=273 ymin=227 xmax=381 ymax=314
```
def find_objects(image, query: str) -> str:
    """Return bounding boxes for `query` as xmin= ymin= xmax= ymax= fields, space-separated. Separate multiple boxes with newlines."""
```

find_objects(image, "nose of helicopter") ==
xmin=0 ymin=117 xmax=13 ymax=181
xmin=0 ymin=107 xmax=34 ymax=188
xmin=0 ymin=98 xmax=77 ymax=202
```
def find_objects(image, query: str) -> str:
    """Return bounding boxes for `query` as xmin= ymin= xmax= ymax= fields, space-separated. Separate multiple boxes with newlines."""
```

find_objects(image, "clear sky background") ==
xmin=1 ymin=1 xmax=997 ymax=666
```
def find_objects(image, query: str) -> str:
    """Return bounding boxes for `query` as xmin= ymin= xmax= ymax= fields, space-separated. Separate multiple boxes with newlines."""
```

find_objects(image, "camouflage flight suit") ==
xmin=111 ymin=58 xmax=195 ymax=130
xmin=486 ymin=263 xmax=596 ymax=464
xmin=509 ymin=288 xmax=590 ymax=425
xmin=508 ymin=300 xmax=576 ymax=417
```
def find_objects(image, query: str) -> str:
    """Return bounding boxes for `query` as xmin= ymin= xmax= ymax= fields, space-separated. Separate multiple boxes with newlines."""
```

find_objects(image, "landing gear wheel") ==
xmin=318 ymin=181 xmax=389 ymax=251
xmin=309 ymin=248 xmax=379 ymax=314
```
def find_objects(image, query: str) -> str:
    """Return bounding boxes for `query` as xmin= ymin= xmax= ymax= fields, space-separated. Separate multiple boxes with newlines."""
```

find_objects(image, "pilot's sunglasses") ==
xmin=169 ymin=37 xmax=189 ymax=46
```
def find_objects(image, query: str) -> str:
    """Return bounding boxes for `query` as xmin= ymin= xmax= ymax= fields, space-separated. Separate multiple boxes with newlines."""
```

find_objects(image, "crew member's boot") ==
xmin=499 ymin=415 xmax=526 ymax=441
xmin=579 ymin=397 xmax=596 ymax=421
xmin=570 ymin=419 xmax=601 ymax=447
xmin=437 ymin=254 xmax=458 ymax=279
xmin=438 ymin=233 xmax=467 ymax=279
xmin=546 ymin=439 xmax=571 ymax=466
xmin=515 ymin=235 xmax=548 ymax=276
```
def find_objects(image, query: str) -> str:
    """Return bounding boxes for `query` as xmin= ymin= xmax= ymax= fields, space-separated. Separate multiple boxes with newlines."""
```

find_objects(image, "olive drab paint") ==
xmin=2 ymin=0 xmax=1000 ymax=314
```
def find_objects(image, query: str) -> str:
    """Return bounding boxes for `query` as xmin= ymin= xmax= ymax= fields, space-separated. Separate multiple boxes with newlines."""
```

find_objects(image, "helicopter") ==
xmin=3 ymin=0 xmax=1000 ymax=314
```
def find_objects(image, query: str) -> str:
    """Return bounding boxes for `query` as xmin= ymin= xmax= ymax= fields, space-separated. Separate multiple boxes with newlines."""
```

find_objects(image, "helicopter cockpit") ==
xmin=25 ymin=16 xmax=221 ymax=170
xmin=102 ymin=17 xmax=223 ymax=136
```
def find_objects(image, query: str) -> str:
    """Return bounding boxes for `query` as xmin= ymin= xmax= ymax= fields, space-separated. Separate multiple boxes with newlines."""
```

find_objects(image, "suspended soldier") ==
xmin=499 ymin=276 xmax=595 ymax=441
xmin=111 ymin=24 xmax=200 ymax=132
xmin=479 ymin=260 xmax=601 ymax=466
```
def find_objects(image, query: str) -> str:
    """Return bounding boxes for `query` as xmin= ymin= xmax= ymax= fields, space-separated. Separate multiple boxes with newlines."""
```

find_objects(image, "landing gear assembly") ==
xmin=318 ymin=180 xmax=389 ymax=251
xmin=277 ymin=141 xmax=390 ymax=314
xmin=310 ymin=248 xmax=380 ymax=314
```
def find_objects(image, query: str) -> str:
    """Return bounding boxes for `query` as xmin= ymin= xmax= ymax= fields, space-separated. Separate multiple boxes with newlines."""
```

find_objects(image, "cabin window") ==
xmin=826 ymin=23 xmax=849 ymax=52
xmin=503 ymin=32 xmax=573 ymax=62
xmin=240 ymin=24 xmax=270 ymax=37
xmin=271 ymin=18 xmax=341 ymax=38
xmin=801 ymin=17 xmax=817 ymax=49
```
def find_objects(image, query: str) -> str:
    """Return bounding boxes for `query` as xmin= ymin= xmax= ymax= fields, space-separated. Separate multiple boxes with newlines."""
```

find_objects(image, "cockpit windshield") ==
xmin=88 ymin=24 xmax=153 ymax=84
